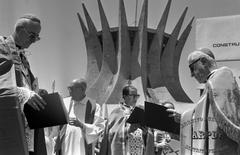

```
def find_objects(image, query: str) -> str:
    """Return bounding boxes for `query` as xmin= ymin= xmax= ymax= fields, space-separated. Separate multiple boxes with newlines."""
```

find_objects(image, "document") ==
xmin=126 ymin=101 xmax=180 ymax=135
xmin=144 ymin=101 xmax=180 ymax=135
xmin=24 ymin=92 xmax=69 ymax=129
xmin=126 ymin=106 xmax=145 ymax=125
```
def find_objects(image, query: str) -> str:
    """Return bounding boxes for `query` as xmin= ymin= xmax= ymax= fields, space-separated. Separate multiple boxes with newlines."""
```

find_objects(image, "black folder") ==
xmin=126 ymin=106 xmax=145 ymax=126
xmin=144 ymin=101 xmax=180 ymax=135
xmin=24 ymin=92 xmax=69 ymax=129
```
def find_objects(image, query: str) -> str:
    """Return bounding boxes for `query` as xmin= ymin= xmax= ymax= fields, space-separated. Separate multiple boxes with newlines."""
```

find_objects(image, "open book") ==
xmin=126 ymin=106 xmax=145 ymax=126
xmin=127 ymin=101 xmax=180 ymax=135
xmin=24 ymin=92 xmax=69 ymax=129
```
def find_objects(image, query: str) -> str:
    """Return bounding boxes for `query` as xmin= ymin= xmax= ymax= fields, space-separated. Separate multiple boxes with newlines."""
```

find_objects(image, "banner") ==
xmin=196 ymin=15 xmax=240 ymax=61
xmin=196 ymin=15 xmax=240 ymax=86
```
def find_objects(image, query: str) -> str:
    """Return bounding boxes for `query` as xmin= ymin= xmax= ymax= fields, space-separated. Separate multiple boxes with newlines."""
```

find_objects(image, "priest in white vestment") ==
xmin=180 ymin=48 xmax=240 ymax=155
xmin=58 ymin=79 xmax=105 ymax=155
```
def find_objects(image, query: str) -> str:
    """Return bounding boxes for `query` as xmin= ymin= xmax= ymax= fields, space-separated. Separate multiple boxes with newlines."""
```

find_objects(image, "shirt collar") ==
xmin=73 ymin=96 xmax=88 ymax=105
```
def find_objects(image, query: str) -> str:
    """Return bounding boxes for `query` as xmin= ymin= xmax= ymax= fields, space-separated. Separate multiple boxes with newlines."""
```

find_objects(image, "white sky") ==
xmin=1 ymin=0 xmax=240 ymax=112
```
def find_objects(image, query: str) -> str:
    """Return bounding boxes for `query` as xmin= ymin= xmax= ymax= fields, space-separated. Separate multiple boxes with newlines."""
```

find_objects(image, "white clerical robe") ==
xmin=180 ymin=67 xmax=240 ymax=155
xmin=61 ymin=96 xmax=105 ymax=155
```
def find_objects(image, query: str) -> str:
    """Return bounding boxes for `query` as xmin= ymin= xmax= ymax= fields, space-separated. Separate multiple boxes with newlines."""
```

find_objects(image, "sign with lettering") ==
xmin=196 ymin=15 xmax=240 ymax=87
xmin=196 ymin=15 xmax=240 ymax=61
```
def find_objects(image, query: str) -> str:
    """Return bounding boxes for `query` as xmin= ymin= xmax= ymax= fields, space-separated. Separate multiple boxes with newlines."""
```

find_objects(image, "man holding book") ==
xmin=100 ymin=85 xmax=155 ymax=155
xmin=179 ymin=48 xmax=240 ymax=154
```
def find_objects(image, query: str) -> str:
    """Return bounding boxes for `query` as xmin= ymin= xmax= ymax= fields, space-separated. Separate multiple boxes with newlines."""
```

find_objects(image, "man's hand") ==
xmin=166 ymin=109 xmax=181 ymax=123
xmin=155 ymin=140 xmax=171 ymax=150
xmin=128 ymin=123 xmax=142 ymax=133
xmin=166 ymin=109 xmax=177 ymax=117
xmin=27 ymin=92 xmax=47 ymax=111
xmin=69 ymin=117 xmax=84 ymax=129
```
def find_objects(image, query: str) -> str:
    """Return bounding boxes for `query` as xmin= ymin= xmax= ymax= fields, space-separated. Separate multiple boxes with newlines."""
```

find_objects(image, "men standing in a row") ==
xmin=55 ymin=79 xmax=105 ymax=155
xmin=0 ymin=14 xmax=47 ymax=154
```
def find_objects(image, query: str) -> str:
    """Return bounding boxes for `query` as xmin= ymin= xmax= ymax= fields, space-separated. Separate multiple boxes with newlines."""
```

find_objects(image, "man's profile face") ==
xmin=124 ymin=93 xmax=140 ymax=107
xmin=189 ymin=59 xmax=209 ymax=84
xmin=68 ymin=85 xmax=86 ymax=101
xmin=20 ymin=21 xmax=41 ymax=48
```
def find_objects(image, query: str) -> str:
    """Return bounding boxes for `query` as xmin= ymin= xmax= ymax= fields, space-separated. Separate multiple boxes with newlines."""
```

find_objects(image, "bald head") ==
xmin=68 ymin=78 xmax=87 ymax=90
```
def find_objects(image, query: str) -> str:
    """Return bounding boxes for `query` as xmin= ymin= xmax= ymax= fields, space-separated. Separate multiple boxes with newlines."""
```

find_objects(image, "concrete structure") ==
xmin=77 ymin=0 xmax=194 ymax=105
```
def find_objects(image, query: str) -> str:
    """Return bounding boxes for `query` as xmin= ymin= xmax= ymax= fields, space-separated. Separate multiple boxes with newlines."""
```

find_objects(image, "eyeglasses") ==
xmin=68 ymin=85 xmax=85 ymax=92
xmin=23 ymin=28 xmax=40 ymax=41
xmin=189 ymin=58 xmax=201 ymax=74
xmin=128 ymin=94 xmax=140 ymax=99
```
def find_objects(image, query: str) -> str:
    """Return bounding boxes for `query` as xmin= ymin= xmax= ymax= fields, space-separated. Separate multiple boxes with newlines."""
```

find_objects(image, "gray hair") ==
xmin=14 ymin=14 xmax=41 ymax=31
xmin=188 ymin=49 xmax=216 ymax=68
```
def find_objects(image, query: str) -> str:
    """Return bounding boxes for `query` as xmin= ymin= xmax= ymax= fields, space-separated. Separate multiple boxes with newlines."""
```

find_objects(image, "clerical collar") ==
xmin=120 ymin=102 xmax=133 ymax=115
xmin=121 ymin=102 xmax=132 ymax=109
xmin=73 ymin=96 xmax=88 ymax=105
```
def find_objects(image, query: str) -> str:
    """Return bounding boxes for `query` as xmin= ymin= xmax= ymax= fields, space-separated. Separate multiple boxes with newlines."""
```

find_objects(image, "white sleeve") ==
xmin=16 ymin=87 xmax=33 ymax=112
xmin=83 ymin=103 xmax=106 ymax=144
